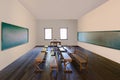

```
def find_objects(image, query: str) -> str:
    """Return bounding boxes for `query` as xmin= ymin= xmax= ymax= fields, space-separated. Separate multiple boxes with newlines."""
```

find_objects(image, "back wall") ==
xmin=36 ymin=20 xmax=77 ymax=46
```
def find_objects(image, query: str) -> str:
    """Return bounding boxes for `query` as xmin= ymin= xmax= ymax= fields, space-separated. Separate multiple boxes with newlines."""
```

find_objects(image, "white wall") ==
xmin=0 ymin=0 xmax=36 ymax=70
xmin=37 ymin=20 xmax=77 ymax=45
xmin=78 ymin=0 xmax=120 ymax=64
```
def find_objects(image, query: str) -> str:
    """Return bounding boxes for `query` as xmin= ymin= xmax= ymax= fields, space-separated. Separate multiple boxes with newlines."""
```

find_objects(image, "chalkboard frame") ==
xmin=77 ymin=31 xmax=120 ymax=50
xmin=1 ymin=22 xmax=29 ymax=50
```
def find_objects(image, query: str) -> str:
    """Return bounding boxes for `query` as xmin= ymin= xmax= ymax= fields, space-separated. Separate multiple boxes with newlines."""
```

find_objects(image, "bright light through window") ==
xmin=60 ymin=28 xmax=67 ymax=39
xmin=45 ymin=28 xmax=52 ymax=39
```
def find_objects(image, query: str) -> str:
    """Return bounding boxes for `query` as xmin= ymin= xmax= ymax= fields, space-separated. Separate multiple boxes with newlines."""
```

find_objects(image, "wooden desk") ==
xmin=44 ymin=45 xmax=48 ymax=48
xmin=50 ymin=56 xmax=58 ymax=72
xmin=61 ymin=52 xmax=72 ymax=73
xmin=59 ymin=47 xmax=66 ymax=58
xmin=63 ymin=47 xmax=74 ymax=54
xmin=34 ymin=52 xmax=46 ymax=72
xmin=41 ymin=47 xmax=47 ymax=52
xmin=57 ymin=45 xmax=62 ymax=48
xmin=50 ymin=50 xmax=55 ymax=56
xmin=50 ymin=41 xmax=61 ymax=46
xmin=59 ymin=47 xmax=66 ymax=52
xmin=71 ymin=52 xmax=88 ymax=71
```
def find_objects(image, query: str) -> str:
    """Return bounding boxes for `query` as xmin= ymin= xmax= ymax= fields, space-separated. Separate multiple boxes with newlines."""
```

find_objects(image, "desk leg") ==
xmin=34 ymin=62 xmax=43 ymax=72
xmin=64 ymin=61 xmax=72 ymax=73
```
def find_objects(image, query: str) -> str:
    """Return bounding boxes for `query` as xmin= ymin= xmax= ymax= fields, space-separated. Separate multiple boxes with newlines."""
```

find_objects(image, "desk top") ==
xmin=63 ymin=47 xmax=74 ymax=54
xmin=50 ymin=51 xmax=54 ymax=56
xmin=57 ymin=45 xmax=62 ymax=48
xmin=71 ymin=54 xmax=86 ymax=63
xmin=62 ymin=52 xmax=72 ymax=62
xmin=35 ymin=52 xmax=45 ymax=62
xmin=41 ymin=47 xmax=47 ymax=52
xmin=59 ymin=47 xmax=66 ymax=52
xmin=50 ymin=56 xmax=57 ymax=67
xmin=44 ymin=45 xmax=48 ymax=48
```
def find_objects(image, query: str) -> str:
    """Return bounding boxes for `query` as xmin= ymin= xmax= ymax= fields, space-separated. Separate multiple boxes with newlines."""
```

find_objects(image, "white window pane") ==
xmin=60 ymin=28 xmax=67 ymax=39
xmin=45 ymin=29 xmax=52 ymax=39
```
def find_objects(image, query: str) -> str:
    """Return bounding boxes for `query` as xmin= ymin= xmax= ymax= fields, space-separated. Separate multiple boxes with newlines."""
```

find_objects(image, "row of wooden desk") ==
xmin=58 ymin=47 xmax=72 ymax=73
xmin=34 ymin=46 xmax=72 ymax=73
xmin=50 ymin=41 xmax=61 ymax=46
xmin=34 ymin=47 xmax=47 ymax=72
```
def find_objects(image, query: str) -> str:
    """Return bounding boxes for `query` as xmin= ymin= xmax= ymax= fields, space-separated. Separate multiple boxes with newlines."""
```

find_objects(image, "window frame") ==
xmin=60 ymin=27 xmax=68 ymax=40
xmin=44 ymin=28 xmax=53 ymax=40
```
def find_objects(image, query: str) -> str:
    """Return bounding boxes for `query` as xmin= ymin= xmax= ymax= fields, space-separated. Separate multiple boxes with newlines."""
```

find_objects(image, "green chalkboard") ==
xmin=77 ymin=31 xmax=120 ymax=50
xmin=1 ymin=22 xmax=29 ymax=50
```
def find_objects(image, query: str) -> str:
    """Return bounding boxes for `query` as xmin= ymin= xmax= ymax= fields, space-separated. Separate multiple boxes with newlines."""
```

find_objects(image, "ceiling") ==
xmin=19 ymin=0 xmax=107 ymax=19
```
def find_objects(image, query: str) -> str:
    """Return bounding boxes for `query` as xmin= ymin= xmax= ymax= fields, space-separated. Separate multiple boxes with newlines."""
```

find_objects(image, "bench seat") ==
xmin=59 ymin=47 xmax=66 ymax=52
xmin=71 ymin=54 xmax=86 ymax=63
xmin=50 ymin=56 xmax=58 ymax=72
xmin=51 ymin=51 xmax=55 ymax=56
xmin=35 ymin=52 xmax=46 ymax=62
xmin=70 ymin=49 xmax=88 ymax=71
xmin=41 ymin=47 xmax=47 ymax=52
xmin=34 ymin=52 xmax=46 ymax=72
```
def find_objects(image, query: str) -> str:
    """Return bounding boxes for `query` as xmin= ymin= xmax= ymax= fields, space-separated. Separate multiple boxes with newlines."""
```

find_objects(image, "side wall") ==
xmin=78 ymin=0 xmax=120 ymax=64
xmin=0 ymin=0 xmax=36 ymax=70
xmin=37 ymin=20 xmax=77 ymax=45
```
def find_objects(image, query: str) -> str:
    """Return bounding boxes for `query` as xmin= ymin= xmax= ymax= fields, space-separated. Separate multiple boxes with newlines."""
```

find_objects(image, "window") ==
xmin=60 ymin=28 xmax=68 ymax=39
xmin=44 ymin=28 xmax=52 ymax=39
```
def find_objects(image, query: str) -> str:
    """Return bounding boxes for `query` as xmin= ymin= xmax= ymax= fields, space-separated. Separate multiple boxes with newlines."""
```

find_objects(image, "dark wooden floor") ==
xmin=0 ymin=46 xmax=120 ymax=80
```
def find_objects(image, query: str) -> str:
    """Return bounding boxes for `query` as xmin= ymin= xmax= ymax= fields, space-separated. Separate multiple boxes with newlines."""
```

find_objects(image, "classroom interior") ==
xmin=0 ymin=0 xmax=120 ymax=80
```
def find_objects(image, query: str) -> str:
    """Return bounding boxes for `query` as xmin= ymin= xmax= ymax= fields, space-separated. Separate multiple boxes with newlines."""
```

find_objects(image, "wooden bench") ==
xmin=34 ymin=52 xmax=46 ymax=72
xmin=51 ymin=50 xmax=55 ymax=56
xmin=44 ymin=45 xmax=48 ymax=51
xmin=71 ymin=49 xmax=88 ymax=71
xmin=59 ymin=47 xmax=66 ymax=52
xmin=61 ymin=52 xmax=72 ymax=73
xmin=41 ymin=47 xmax=48 ymax=55
xmin=50 ymin=47 xmax=56 ymax=56
xmin=50 ymin=56 xmax=58 ymax=72
xmin=50 ymin=41 xmax=61 ymax=46
xmin=58 ymin=47 xmax=66 ymax=59
xmin=44 ymin=45 xmax=48 ymax=48
xmin=64 ymin=46 xmax=75 ymax=54
xmin=51 ymin=47 xmax=54 ymax=51
xmin=57 ymin=45 xmax=62 ymax=48
xmin=41 ymin=47 xmax=47 ymax=52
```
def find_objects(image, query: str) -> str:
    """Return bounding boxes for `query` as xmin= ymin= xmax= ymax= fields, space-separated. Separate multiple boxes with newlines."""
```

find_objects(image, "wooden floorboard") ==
xmin=76 ymin=46 xmax=120 ymax=80
xmin=0 ymin=46 xmax=120 ymax=80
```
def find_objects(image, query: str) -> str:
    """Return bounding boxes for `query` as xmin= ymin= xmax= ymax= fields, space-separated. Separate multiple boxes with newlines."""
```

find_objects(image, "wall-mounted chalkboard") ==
xmin=77 ymin=31 xmax=120 ymax=50
xmin=1 ymin=22 xmax=29 ymax=50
